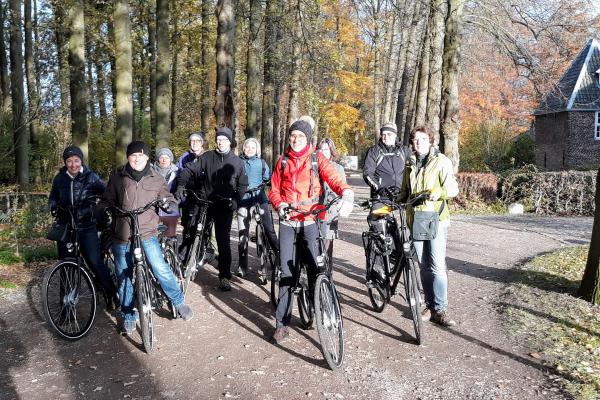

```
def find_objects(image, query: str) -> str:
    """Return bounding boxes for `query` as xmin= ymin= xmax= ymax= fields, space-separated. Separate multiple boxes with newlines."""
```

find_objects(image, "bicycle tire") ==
xmin=165 ymin=246 xmax=183 ymax=317
xmin=270 ymin=264 xmax=280 ymax=307
xmin=297 ymin=286 xmax=314 ymax=329
xmin=314 ymin=274 xmax=344 ymax=370
xmin=366 ymin=240 xmax=388 ymax=312
xmin=136 ymin=265 xmax=154 ymax=353
xmin=42 ymin=260 xmax=97 ymax=340
xmin=183 ymin=236 xmax=200 ymax=294
xmin=103 ymin=251 xmax=118 ymax=290
xmin=256 ymin=225 xmax=268 ymax=285
xmin=404 ymin=257 xmax=423 ymax=345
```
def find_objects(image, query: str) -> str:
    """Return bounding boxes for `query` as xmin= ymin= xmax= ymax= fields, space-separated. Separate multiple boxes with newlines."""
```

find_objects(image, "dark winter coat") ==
xmin=362 ymin=141 xmax=411 ymax=198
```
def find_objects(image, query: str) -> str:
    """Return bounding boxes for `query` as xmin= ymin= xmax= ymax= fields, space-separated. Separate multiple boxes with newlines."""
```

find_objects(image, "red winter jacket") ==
xmin=269 ymin=145 xmax=350 ymax=221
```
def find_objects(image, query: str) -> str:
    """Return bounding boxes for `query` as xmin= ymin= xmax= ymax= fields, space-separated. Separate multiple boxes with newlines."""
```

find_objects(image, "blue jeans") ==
xmin=413 ymin=220 xmax=449 ymax=312
xmin=112 ymin=236 xmax=184 ymax=321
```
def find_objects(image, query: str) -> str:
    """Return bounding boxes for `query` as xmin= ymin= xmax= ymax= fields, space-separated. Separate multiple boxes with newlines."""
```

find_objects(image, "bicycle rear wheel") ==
xmin=165 ymin=245 xmax=183 ymax=317
xmin=103 ymin=251 xmax=118 ymax=290
xmin=297 ymin=287 xmax=314 ymax=329
xmin=42 ymin=260 xmax=97 ymax=340
xmin=404 ymin=257 xmax=423 ymax=345
xmin=314 ymin=274 xmax=344 ymax=370
xmin=183 ymin=236 xmax=200 ymax=294
xmin=136 ymin=265 xmax=155 ymax=353
xmin=366 ymin=240 xmax=388 ymax=312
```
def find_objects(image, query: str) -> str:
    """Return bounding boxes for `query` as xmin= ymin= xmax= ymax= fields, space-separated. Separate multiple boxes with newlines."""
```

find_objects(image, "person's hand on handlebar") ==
xmin=278 ymin=202 xmax=290 ymax=220
xmin=158 ymin=197 xmax=172 ymax=213
xmin=428 ymin=188 xmax=442 ymax=201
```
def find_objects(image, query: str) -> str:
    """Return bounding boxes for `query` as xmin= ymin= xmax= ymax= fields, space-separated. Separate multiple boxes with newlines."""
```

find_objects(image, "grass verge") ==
xmin=499 ymin=246 xmax=600 ymax=400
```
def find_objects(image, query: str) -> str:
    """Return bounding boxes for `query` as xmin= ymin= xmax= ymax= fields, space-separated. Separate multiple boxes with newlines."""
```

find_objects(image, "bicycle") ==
xmin=362 ymin=187 xmax=428 ymax=345
xmin=241 ymin=183 xmax=278 ymax=287
xmin=180 ymin=190 xmax=214 ymax=294
xmin=281 ymin=197 xmax=345 ymax=370
xmin=158 ymin=224 xmax=184 ymax=317
xmin=42 ymin=206 xmax=99 ymax=340
xmin=107 ymin=198 xmax=176 ymax=353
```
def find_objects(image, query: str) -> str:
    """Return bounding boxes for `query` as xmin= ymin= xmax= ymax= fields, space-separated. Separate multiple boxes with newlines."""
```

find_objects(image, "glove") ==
xmin=278 ymin=202 xmax=290 ymax=220
xmin=338 ymin=189 xmax=354 ymax=218
xmin=429 ymin=187 xmax=442 ymax=201
xmin=159 ymin=197 xmax=172 ymax=213
xmin=174 ymin=186 xmax=185 ymax=201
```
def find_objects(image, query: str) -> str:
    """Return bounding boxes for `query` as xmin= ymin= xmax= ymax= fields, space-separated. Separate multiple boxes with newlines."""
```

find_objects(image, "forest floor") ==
xmin=0 ymin=177 xmax=595 ymax=400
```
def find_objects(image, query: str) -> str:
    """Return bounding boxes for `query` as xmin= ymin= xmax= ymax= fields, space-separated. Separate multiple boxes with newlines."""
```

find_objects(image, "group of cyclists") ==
xmin=47 ymin=116 xmax=458 ymax=344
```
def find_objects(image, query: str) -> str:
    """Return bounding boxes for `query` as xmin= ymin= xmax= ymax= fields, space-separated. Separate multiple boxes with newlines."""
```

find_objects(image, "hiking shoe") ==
xmin=219 ymin=278 xmax=232 ymax=292
xmin=421 ymin=307 xmax=432 ymax=321
xmin=176 ymin=303 xmax=194 ymax=321
xmin=431 ymin=310 xmax=456 ymax=327
xmin=120 ymin=319 xmax=136 ymax=336
xmin=272 ymin=326 xmax=289 ymax=343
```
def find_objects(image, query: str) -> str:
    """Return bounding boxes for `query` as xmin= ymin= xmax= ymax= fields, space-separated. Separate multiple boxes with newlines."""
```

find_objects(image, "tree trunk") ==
xmin=9 ymin=0 xmax=28 ymax=189
xmin=577 ymin=169 xmax=600 ymax=304
xmin=261 ymin=0 xmax=278 ymax=166
xmin=439 ymin=0 xmax=464 ymax=172
xmin=108 ymin=20 xmax=117 ymax=119
xmin=114 ymin=0 xmax=133 ymax=165
xmin=170 ymin=0 xmax=177 ymax=133
xmin=272 ymin=82 xmax=282 ymax=161
xmin=156 ymin=0 xmax=171 ymax=149
xmin=68 ymin=0 xmax=88 ymax=159
xmin=426 ymin=0 xmax=447 ymax=142
xmin=85 ymin=43 xmax=96 ymax=119
xmin=200 ymin=0 xmax=210 ymax=134
xmin=94 ymin=54 xmax=108 ymax=135
xmin=414 ymin=14 xmax=431 ymax=127
xmin=245 ymin=0 xmax=262 ymax=139
xmin=214 ymin=0 xmax=235 ymax=132
xmin=24 ymin=0 xmax=40 ymax=183
xmin=0 ymin=2 xmax=10 ymax=112
xmin=51 ymin=0 xmax=70 ymax=149
xmin=285 ymin=0 xmax=301 ymax=137
xmin=148 ymin=0 xmax=157 ymax=138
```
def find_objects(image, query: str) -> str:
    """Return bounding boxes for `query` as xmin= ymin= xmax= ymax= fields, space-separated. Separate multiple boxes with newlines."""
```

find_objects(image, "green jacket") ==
xmin=399 ymin=147 xmax=459 ymax=223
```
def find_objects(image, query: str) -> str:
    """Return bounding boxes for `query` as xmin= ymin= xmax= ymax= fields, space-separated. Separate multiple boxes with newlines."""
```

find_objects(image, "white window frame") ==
xmin=596 ymin=111 xmax=600 ymax=140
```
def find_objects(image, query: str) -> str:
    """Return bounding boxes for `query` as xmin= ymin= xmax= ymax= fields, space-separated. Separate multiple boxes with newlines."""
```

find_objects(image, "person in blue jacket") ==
xmin=236 ymin=138 xmax=279 ymax=278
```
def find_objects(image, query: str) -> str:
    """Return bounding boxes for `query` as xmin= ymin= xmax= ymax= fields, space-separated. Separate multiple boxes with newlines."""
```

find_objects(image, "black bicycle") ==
xmin=181 ymin=190 xmax=214 ymax=294
xmin=42 ymin=206 xmax=99 ymax=340
xmin=282 ymin=197 xmax=345 ymax=370
xmin=362 ymin=188 xmax=428 ymax=345
xmin=158 ymin=224 xmax=184 ymax=316
xmin=107 ymin=199 xmax=175 ymax=353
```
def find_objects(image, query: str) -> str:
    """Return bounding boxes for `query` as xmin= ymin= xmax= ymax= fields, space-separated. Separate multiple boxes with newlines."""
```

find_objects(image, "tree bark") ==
xmin=170 ymin=0 xmax=177 ymax=133
xmin=68 ymin=0 xmax=88 ymax=159
xmin=414 ymin=13 xmax=431 ymax=127
xmin=156 ymin=0 xmax=171 ymax=149
xmin=577 ymin=168 xmax=600 ymax=304
xmin=245 ymin=0 xmax=262 ymax=139
xmin=261 ymin=0 xmax=278 ymax=166
xmin=426 ymin=0 xmax=447 ymax=141
xmin=200 ymin=0 xmax=210 ymax=134
xmin=94 ymin=53 xmax=108 ymax=135
xmin=439 ymin=0 xmax=464 ymax=172
xmin=9 ymin=0 xmax=28 ymax=189
xmin=148 ymin=0 xmax=157 ymax=138
xmin=285 ymin=0 xmax=301 ymax=138
xmin=0 ymin=2 xmax=10 ymax=112
xmin=24 ymin=0 xmax=40 ymax=183
xmin=51 ymin=0 xmax=70 ymax=149
xmin=214 ymin=0 xmax=236 ymax=132
xmin=114 ymin=0 xmax=133 ymax=165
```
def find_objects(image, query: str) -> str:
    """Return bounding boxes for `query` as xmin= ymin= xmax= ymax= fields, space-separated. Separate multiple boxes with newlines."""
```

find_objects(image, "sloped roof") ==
xmin=535 ymin=38 xmax=600 ymax=115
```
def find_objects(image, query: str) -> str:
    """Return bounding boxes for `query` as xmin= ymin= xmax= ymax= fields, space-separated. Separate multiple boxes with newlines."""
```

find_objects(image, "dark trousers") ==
xmin=178 ymin=204 xmax=198 ymax=262
xmin=58 ymin=227 xmax=117 ymax=300
xmin=237 ymin=202 xmax=279 ymax=269
xmin=276 ymin=222 xmax=321 ymax=327
xmin=208 ymin=206 xmax=234 ymax=280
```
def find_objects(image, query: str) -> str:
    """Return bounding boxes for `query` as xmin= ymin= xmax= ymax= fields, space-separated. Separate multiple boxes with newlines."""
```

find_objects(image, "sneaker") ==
xmin=236 ymin=266 xmax=247 ymax=278
xmin=272 ymin=326 xmax=289 ymax=343
xmin=120 ymin=319 xmax=136 ymax=336
xmin=421 ymin=307 xmax=432 ymax=321
xmin=175 ymin=303 xmax=194 ymax=321
xmin=219 ymin=278 xmax=232 ymax=292
xmin=431 ymin=310 xmax=456 ymax=327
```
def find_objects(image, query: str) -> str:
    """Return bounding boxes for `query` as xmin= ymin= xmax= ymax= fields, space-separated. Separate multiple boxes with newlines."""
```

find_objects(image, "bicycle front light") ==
xmin=316 ymin=255 xmax=325 ymax=268
xmin=66 ymin=243 xmax=74 ymax=253
xmin=133 ymin=247 xmax=143 ymax=261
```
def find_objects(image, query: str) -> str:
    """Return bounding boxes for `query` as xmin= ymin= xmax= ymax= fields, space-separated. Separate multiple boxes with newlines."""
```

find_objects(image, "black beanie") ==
xmin=126 ymin=141 xmax=150 ymax=157
xmin=62 ymin=145 xmax=84 ymax=162
xmin=215 ymin=127 xmax=233 ymax=142
xmin=289 ymin=120 xmax=313 ymax=144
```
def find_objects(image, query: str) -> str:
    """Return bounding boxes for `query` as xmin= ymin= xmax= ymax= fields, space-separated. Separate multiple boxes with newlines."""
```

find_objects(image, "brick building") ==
xmin=534 ymin=38 xmax=600 ymax=170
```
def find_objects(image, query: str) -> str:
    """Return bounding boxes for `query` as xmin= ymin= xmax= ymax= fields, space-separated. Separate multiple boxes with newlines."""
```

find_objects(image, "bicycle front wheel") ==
xmin=298 ymin=287 xmax=314 ymax=329
xmin=136 ymin=265 xmax=155 ymax=353
xmin=42 ymin=260 xmax=97 ymax=340
xmin=165 ymin=245 xmax=183 ymax=317
xmin=314 ymin=274 xmax=344 ymax=370
xmin=183 ymin=236 xmax=200 ymax=294
xmin=270 ymin=264 xmax=280 ymax=307
xmin=404 ymin=257 xmax=423 ymax=345
xmin=366 ymin=240 xmax=388 ymax=312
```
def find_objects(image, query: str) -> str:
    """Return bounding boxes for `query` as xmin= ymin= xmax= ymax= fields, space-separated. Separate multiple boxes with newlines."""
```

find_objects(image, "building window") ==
xmin=596 ymin=111 xmax=600 ymax=140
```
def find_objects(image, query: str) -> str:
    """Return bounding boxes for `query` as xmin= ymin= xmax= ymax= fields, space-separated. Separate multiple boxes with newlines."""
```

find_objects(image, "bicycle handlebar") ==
xmin=183 ymin=190 xmax=215 ymax=205
xmin=283 ymin=196 xmax=341 ymax=216
xmin=369 ymin=189 xmax=430 ymax=209
xmin=244 ymin=182 xmax=269 ymax=194
xmin=107 ymin=198 xmax=163 ymax=217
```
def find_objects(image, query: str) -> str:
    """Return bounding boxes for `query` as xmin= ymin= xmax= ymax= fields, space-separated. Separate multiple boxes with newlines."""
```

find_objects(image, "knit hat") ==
xmin=380 ymin=122 xmax=397 ymax=135
xmin=62 ymin=145 xmax=84 ymax=162
xmin=126 ymin=141 xmax=150 ymax=157
xmin=216 ymin=127 xmax=233 ymax=143
xmin=289 ymin=120 xmax=313 ymax=144
xmin=189 ymin=132 xmax=204 ymax=142
xmin=156 ymin=147 xmax=174 ymax=162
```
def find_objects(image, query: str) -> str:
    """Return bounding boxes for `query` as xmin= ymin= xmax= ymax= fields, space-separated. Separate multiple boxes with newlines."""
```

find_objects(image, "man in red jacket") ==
xmin=268 ymin=119 xmax=354 ymax=343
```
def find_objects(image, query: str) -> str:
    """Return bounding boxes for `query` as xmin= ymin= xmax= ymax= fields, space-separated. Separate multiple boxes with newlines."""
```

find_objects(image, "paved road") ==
xmin=0 ymin=177 xmax=592 ymax=399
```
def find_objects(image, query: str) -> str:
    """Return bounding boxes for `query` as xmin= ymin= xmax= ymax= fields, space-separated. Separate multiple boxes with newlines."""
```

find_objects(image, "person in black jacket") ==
xmin=175 ymin=127 xmax=248 ymax=291
xmin=362 ymin=122 xmax=411 ymax=229
xmin=48 ymin=145 xmax=118 ymax=309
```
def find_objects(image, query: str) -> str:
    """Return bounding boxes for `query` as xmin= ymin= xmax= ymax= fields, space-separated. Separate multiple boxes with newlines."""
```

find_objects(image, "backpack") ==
xmin=280 ymin=152 xmax=321 ymax=201
xmin=374 ymin=145 xmax=406 ymax=167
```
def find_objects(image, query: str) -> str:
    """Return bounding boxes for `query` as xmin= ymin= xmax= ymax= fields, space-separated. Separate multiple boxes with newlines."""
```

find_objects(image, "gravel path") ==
xmin=0 ymin=177 xmax=593 ymax=400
